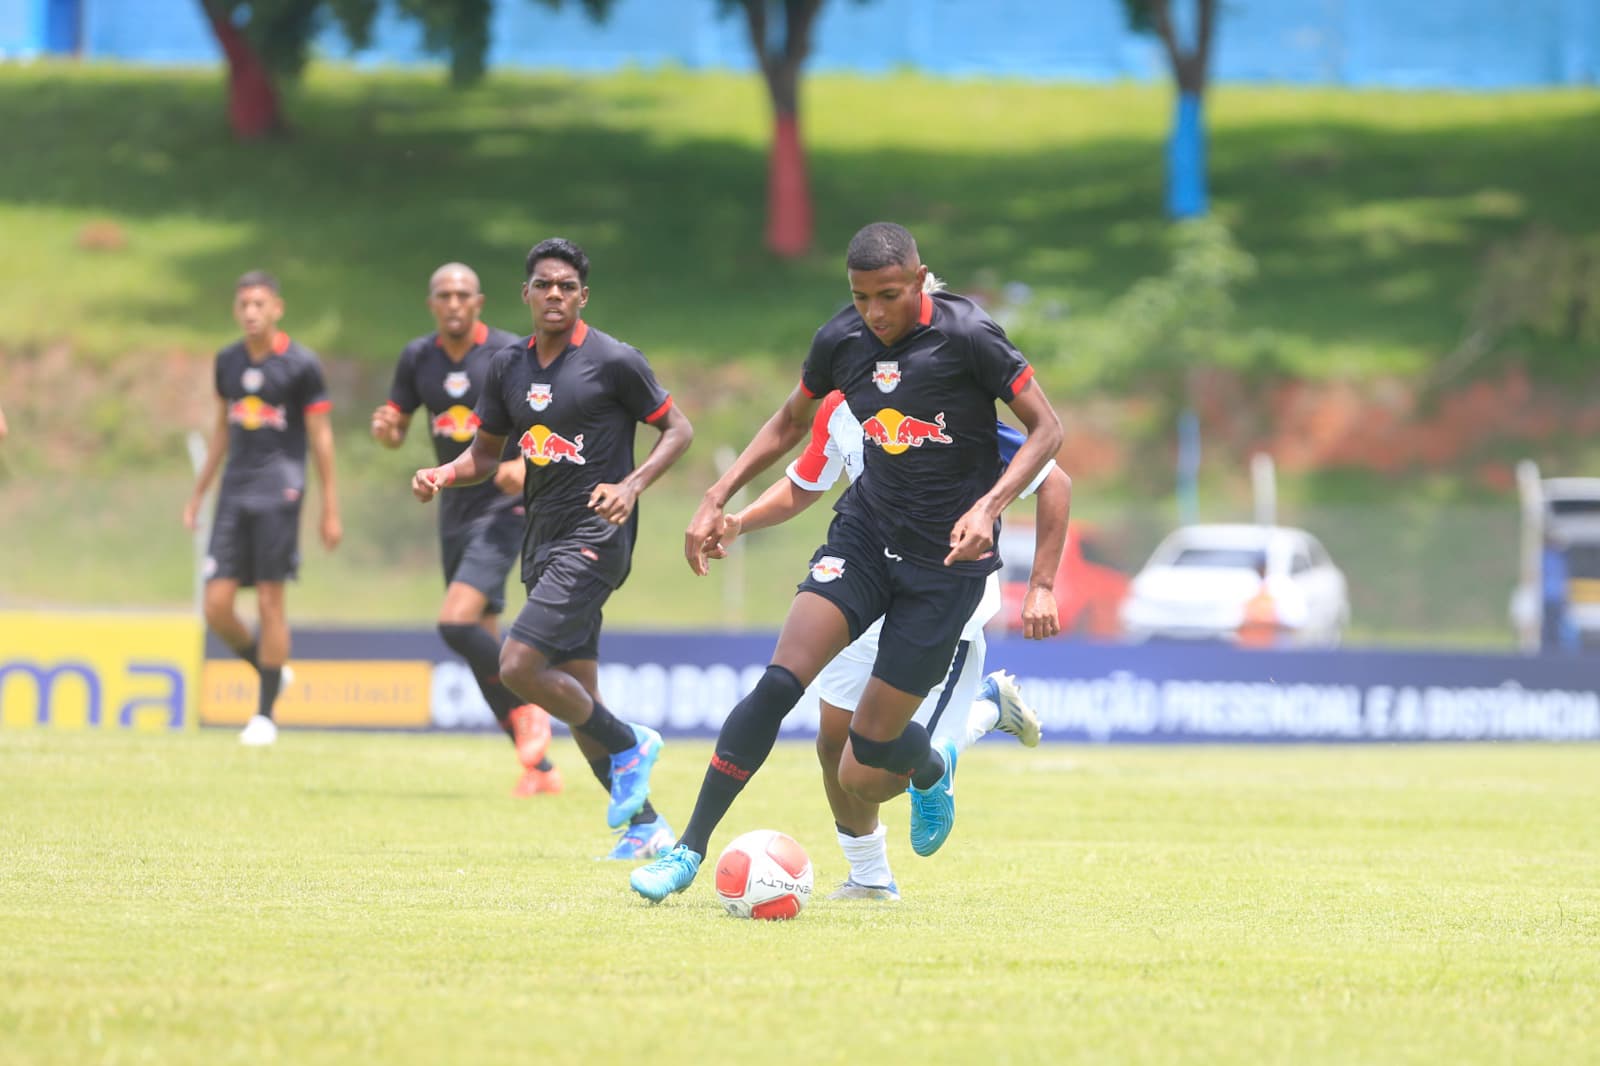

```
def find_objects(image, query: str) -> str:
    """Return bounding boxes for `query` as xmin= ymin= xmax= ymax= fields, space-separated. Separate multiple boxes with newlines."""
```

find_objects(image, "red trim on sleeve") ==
xmin=643 ymin=396 xmax=674 ymax=424
xmin=271 ymin=331 xmax=291 ymax=355
xmin=798 ymin=378 xmax=819 ymax=399
xmin=1007 ymin=365 xmax=1036 ymax=399
xmin=918 ymin=291 xmax=934 ymax=326
xmin=470 ymin=321 xmax=489 ymax=346
xmin=790 ymin=391 xmax=845 ymax=484
xmin=384 ymin=400 xmax=403 ymax=412
xmin=304 ymin=400 xmax=333 ymax=415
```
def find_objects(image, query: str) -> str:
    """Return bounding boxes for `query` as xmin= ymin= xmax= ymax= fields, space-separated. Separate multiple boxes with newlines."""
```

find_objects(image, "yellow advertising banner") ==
xmin=0 ymin=611 xmax=203 ymax=731
xmin=201 ymin=661 xmax=433 ymax=728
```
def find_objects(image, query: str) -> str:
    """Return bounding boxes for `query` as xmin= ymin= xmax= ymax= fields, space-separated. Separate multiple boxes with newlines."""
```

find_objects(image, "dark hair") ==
xmin=525 ymin=238 xmax=590 ymax=283
xmin=845 ymin=222 xmax=919 ymax=272
xmin=235 ymin=269 xmax=280 ymax=294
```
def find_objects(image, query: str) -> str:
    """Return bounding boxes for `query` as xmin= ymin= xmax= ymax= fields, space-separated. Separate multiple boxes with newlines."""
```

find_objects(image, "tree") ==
xmin=1123 ymin=0 xmax=1218 ymax=219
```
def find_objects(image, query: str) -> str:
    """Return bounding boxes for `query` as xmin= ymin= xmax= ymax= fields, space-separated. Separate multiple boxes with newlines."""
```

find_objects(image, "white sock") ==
xmin=957 ymin=698 xmax=1000 ymax=752
xmin=837 ymin=824 xmax=893 ymax=888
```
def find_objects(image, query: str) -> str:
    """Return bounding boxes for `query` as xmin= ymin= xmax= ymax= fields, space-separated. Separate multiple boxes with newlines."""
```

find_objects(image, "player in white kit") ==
xmin=711 ymin=386 xmax=1071 ymax=900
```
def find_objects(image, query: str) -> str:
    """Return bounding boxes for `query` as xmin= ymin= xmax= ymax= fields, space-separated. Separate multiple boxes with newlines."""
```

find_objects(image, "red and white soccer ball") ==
xmin=715 ymin=830 xmax=814 ymax=920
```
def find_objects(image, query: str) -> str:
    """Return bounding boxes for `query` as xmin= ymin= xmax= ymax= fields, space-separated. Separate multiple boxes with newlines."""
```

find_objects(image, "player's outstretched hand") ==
xmin=412 ymin=465 xmax=453 ymax=503
xmin=588 ymin=482 xmax=637 ymax=525
xmin=944 ymin=506 xmax=996 ymax=566
xmin=369 ymin=403 xmax=403 ymax=446
xmin=684 ymin=497 xmax=726 ymax=577
xmin=1021 ymin=585 xmax=1061 ymax=640
xmin=706 ymin=513 xmax=742 ymax=562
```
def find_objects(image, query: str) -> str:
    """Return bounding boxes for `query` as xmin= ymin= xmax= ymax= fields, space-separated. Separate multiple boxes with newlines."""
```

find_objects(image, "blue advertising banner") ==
xmin=209 ymin=630 xmax=1600 ymax=743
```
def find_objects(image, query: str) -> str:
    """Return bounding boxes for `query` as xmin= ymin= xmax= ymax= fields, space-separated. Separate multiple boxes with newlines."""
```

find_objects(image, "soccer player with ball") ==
xmin=411 ymin=239 xmax=695 ymax=859
xmin=706 ymin=380 xmax=1070 ymax=900
xmin=633 ymin=222 xmax=1063 ymax=902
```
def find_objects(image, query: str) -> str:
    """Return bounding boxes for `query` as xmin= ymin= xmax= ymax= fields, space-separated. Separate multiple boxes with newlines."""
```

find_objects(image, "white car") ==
xmin=1119 ymin=524 xmax=1350 ymax=646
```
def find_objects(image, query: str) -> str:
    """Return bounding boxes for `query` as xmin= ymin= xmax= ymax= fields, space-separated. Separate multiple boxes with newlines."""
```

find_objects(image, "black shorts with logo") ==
xmin=207 ymin=497 xmax=302 ymax=587
xmin=796 ymin=512 xmax=987 ymax=698
xmin=440 ymin=504 xmax=522 ymax=615
xmin=507 ymin=539 xmax=627 ymax=665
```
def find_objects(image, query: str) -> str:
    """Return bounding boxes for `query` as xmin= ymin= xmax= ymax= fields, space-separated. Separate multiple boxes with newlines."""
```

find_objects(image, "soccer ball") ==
xmin=714 ymin=830 xmax=814 ymax=920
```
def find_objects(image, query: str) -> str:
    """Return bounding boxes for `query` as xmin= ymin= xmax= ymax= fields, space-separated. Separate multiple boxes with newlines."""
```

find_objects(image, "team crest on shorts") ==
xmin=872 ymin=361 xmax=901 ymax=393
xmin=444 ymin=371 xmax=471 ymax=399
xmin=810 ymin=555 xmax=846 ymax=583
xmin=241 ymin=367 xmax=264 ymax=394
xmin=527 ymin=383 xmax=553 ymax=411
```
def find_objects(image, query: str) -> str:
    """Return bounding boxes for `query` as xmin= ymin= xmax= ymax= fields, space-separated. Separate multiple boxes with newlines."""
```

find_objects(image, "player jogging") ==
xmin=371 ymin=262 xmax=563 ymax=797
xmin=633 ymin=221 xmax=1063 ymax=902
xmin=712 ymin=382 xmax=1071 ymax=900
xmin=183 ymin=270 xmax=342 ymax=746
xmin=410 ymin=239 xmax=694 ymax=859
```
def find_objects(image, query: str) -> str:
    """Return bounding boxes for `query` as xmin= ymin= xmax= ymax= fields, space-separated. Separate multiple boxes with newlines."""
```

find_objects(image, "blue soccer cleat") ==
xmin=606 ymin=815 xmax=675 ymax=861
xmin=630 ymin=844 xmax=703 ymax=903
xmin=980 ymin=670 xmax=1041 ymax=747
xmin=908 ymin=738 xmax=959 ymax=857
xmin=607 ymin=724 xmax=663 ymax=828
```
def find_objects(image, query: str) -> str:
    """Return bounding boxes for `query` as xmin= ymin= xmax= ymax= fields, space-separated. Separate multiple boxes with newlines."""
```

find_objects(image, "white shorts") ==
xmin=813 ymin=618 xmax=988 ymax=746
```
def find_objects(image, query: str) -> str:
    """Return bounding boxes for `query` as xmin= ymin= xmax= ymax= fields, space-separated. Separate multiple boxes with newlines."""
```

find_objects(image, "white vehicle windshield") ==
xmin=1170 ymin=547 xmax=1267 ymax=570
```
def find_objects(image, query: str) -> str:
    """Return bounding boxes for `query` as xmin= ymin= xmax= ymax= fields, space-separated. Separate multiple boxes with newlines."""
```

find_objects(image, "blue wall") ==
xmin=3 ymin=0 xmax=1596 ymax=88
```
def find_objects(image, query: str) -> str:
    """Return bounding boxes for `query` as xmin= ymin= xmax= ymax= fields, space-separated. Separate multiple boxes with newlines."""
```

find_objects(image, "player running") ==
xmin=633 ymin=221 xmax=1063 ymax=902
xmin=410 ymin=239 xmax=694 ymax=859
xmin=371 ymin=262 xmax=563 ymax=797
xmin=710 ymin=382 xmax=1071 ymax=899
xmin=183 ymin=271 xmax=342 ymax=746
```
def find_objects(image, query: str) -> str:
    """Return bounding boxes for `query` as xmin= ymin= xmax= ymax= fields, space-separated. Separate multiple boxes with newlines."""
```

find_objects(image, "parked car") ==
xmin=1119 ymin=524 xmax=1349 ymax=646
xmin=993 ymin=522 xmax=1130 ymax=638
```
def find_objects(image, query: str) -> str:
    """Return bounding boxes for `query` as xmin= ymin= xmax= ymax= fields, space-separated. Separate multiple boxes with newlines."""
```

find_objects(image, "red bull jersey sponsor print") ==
xmin=214 ymin=332 xmax=331 ymax=505
xmin=798 ymin=290 xmax=1037 ymax=576
xmin=474 ymin=320 xmax=674 ymax=583
xmin=386 ymin=320 xmax=523 ymax=529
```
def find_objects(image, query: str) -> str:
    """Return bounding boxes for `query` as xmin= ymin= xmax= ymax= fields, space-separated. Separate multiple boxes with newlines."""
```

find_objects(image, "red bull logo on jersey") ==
xmin=859 ymin=409 xmax=952 ymax=456
xmin=431 ymin=405 xmax=480 ymax=443
xmin=526 ymin=383 xmax=553 ymax=412
xmin=227 ymin=396 xmax=288 ymax=431
xmin=872 ymin=361 xmax=901 ymax=393
xmin=519 ymin=425 xmax=586 ymax=466
xmin=810 ymin=555 xmax=845 ymax=583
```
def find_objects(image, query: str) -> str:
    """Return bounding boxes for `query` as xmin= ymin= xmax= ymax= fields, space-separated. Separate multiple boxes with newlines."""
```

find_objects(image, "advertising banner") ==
xmin=0 ymin=611 xmax=203 ymax=731
xmin=203 ymin=628 xmax=1600 ymax=743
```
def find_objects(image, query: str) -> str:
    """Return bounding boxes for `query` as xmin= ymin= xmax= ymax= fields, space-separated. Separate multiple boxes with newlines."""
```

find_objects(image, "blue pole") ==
xmin=1166 ymin=90 xmax=1209 ymax=219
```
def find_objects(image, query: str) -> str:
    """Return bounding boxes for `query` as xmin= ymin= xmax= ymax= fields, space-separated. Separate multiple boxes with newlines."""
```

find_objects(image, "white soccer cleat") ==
xmin=981 ymin=670 xmax=1041 ymax=747
xmin=239 ymin=714 xmax=278 ymax=746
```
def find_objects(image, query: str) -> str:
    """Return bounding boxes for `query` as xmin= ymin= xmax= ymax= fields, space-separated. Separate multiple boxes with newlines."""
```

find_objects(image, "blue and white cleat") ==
xmin=908 ymin=738 xmax=959 ymax=857
xmin=607 ymin=724 xmax=663 ymax=828
xmin=980 ymin=670 xmax=1041 ymax=747
xmin=606 ymin=815 xmax=675 ymax=861
xmin=630 ymin=844 xmax=702 ymax=902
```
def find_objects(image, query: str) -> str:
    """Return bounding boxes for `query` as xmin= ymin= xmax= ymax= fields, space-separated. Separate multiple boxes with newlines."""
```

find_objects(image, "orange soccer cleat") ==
xmin=511 ymin=764 xmax=565 ymax=798
xmin=508 ymin=704 xmax=553 ymax=769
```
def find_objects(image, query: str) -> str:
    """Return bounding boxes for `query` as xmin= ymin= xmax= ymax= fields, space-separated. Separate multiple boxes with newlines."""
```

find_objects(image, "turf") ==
xmin=2 ymin=731 xmax=1595 ymax=1064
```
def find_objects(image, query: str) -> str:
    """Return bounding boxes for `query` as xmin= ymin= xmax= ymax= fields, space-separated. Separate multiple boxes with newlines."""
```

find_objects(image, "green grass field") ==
xmin=3 ymin=731 xmax=1596 ymax=1064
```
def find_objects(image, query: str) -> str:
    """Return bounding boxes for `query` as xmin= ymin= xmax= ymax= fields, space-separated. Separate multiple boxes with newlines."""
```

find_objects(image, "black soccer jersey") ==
xmin=214 ymin=332 xmax=331 ymax=505
xmin=799 ymin=290 xmax=1035 ymax=576
xmin=474 ymin=320 xmax=674 ymax=584
xmin=387 ymin=320 xmax=523 ymax=531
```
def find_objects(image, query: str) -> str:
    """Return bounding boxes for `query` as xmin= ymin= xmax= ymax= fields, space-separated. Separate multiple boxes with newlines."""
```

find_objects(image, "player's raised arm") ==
xmin=412 ymin=429 xmax=507 ymax=502
xmin=946 ymin=379 xmax=1064 ymax=566
xmin=684 ymin=383 xmax=820 ymax=576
